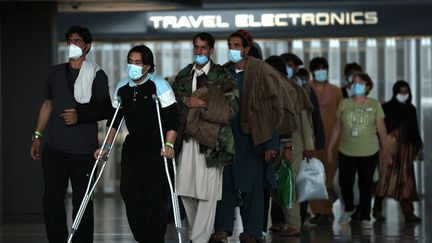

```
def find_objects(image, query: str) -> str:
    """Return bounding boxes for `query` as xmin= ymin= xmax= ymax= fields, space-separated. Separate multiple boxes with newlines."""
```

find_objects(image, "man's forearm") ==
xmin=35 ymin=100 xmax=52 ymax=132
xmin=165 ymin=130 xmax=177 ymax=145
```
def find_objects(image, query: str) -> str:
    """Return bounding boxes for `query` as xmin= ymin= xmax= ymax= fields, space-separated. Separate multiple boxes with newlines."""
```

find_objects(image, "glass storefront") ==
xmin=59 ymin=36 xmax=432 ymax=194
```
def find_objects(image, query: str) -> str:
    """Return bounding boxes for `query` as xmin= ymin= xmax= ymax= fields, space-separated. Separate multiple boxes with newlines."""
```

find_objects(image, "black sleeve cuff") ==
xmin=161 ymin=103 xmax=179 ymax=132
xmin=76 ymin=96 xmax=113 ymax=123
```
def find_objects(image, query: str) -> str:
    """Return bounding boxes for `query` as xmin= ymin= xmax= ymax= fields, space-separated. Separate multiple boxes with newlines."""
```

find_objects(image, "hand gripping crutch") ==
xmin=67 ymin=101 xmax=124 ymax=243
xmin=152 ymin=94 xmax=183 ymax=243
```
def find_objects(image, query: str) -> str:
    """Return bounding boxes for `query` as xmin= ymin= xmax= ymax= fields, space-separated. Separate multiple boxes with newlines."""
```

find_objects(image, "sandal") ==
xmin=279 ymin=227 xmax=300 ymax=237
xmin=269 ymin=224 xmax=284 ymax=232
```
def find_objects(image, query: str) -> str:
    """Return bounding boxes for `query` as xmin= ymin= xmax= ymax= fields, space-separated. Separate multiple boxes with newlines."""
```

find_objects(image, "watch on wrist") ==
xmin=32 ymin=134 xmax=42 ymax=141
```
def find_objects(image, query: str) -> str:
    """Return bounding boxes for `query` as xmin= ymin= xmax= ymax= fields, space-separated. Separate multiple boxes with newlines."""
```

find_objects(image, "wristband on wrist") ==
xmin=164 ymin=142 xmax=174 ymax=149
xmin=103 ymin=143 xmax=111 ymax=150
xmin=35 ymin=130 xmax=43 ymax=137
xmin=32 ymin=130 xmax=43 ymax=141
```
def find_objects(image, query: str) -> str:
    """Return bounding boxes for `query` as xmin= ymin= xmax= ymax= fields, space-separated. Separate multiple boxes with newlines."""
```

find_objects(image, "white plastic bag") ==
xmin=333 ymin=169 xmax=360 ymax=206
xmin=296 ymin=157 xmax=328 ymax=203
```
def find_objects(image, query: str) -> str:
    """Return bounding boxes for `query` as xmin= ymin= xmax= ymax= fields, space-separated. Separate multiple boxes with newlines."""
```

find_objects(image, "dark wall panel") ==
xmin=0 ymin=2 xmax=57 ymax=222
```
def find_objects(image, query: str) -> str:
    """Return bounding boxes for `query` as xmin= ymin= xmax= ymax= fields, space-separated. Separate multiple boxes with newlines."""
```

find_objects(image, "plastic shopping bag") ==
xmin=296 ymin=157 xmax=328 ymax=203
xmin=274 ymin=162 xmax=295 ymax=209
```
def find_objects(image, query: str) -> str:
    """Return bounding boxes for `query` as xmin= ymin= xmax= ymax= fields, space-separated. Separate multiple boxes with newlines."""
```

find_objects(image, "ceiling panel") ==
xmin=58 ymin=0 xmax=201 ymax=12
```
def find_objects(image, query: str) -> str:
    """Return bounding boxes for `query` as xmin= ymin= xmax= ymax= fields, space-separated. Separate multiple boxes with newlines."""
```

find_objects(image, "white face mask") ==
xmin=67 ymin=43 xmax=83 ymax=60
xmin=396 ymin=93 xmax=409 ymax=103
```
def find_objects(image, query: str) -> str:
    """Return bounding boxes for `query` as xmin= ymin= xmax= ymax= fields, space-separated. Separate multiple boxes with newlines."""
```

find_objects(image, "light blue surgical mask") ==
xmin=352 ymin=83 xmax=366 ymax=96
xmin=286 ymin=67 xmax=294 ymax=79
xmin=127 ymin=64 xmax=144 ymax=81
xmin=194 ymin=55 xmax=209 ymax=65
xmin=314 ymin=69 xmax=328 ymax=82
xmin=228 ymin=50 xmax=243 ymax=63
xmin=295 ymin=76 xmax=307 ymax=86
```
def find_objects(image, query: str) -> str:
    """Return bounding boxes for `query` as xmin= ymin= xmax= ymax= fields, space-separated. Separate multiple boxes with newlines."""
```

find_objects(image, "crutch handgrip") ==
xmin=152 ymin=94 xmax=159 ymax=102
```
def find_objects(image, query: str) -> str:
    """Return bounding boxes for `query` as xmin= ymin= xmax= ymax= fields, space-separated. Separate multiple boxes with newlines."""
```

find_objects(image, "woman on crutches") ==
xmin=95 ymin=45 xmax=179 ymax=243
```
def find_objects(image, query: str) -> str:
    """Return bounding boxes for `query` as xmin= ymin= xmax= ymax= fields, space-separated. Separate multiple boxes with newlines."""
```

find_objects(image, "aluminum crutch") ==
xmin=67 ymin=101 xmax=124 ymax=243
xmin=152 ymin=94 xmax=183 ymax=243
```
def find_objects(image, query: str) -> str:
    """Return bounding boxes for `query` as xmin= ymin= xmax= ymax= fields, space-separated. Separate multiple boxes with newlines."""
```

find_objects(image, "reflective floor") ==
xmin=0 ymin=156 xmax=431 ymax=243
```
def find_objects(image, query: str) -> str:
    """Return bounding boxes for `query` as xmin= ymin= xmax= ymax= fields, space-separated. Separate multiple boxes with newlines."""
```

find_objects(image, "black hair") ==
xmin=249 ymin=42 xmax=263 ymax=60
xmin=193 ymin=32 xmax=215 ymax=49
xmin=65 ymin=26 xmax=93 ymax=44
xmin=227 ymin=33 xmax=250 ymax=48
xmin=265 ymin=55 xmax=287 ymax=75
xmin=127 ymin=45 xmax=155 ymax=73
xmin=280 ymin=53 xmax=303 ymax=66
xmin=309 ymin=57 xmax=329 ymax=72
xmin=297 ymin=68 xmax=310 ymax=80
xmin=344 ymin=62 xmax=363 ymax=76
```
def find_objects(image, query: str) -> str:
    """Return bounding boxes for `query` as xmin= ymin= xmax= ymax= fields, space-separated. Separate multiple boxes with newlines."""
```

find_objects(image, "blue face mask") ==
xmin=314 ymin=69 xmax=328 ymax=82
xmin=286 ymin=67 xmax=294 ymax=79
xmin=228 ymin=50 xmax=243 ymax=63
xmin=295 ymin=76 xmax=307 ymax=86
xmin=194 ymin=55 xmax=209 ymax=65
xmin=127 ymin=64 xmax=144 ymax=81
xmin=352 ymin=83 xmax=366 ymax=96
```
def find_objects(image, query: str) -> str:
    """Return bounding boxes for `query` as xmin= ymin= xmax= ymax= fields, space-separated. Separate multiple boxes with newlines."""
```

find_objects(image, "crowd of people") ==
xmin=30 ymin=26 xmax=423 ymax=243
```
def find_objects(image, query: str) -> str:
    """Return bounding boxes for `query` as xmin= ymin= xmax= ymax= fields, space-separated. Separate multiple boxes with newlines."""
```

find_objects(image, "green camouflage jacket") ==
xmin=172 ymin=61 xmax=239 ymax=167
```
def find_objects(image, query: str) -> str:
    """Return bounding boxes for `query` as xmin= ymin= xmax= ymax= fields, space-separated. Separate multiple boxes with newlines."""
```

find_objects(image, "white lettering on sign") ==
xmin=149 ymin=11 xmax=378 ymax=30
xmin=149 ymin=15 xmax=229 ymax=29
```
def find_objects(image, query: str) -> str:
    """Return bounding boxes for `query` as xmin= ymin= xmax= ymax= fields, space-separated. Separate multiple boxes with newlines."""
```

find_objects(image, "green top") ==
xmin=336 ymin=97 xmax=385 ymax=157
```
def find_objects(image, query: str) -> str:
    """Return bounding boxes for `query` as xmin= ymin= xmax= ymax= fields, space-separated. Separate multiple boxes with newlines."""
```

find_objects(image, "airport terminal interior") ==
xmin=0 ymin=0 xmax=432 ymax=242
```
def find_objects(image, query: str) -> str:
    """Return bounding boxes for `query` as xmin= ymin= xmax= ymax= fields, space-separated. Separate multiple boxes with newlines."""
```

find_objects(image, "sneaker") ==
xmin=339 ymin=211 xmax=354 ymax=225
xmin=361 ymin=220 xmax=372 ymax=229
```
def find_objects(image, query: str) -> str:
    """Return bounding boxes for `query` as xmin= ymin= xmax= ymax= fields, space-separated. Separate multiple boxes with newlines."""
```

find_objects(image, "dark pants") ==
xmin=120 ymin=148 xmax=169 ymax=243
xmin=339 ymin=152 xmax=378 ymax=220
xmin=42 ymin=144 xmax=95 ymax=243
xmin=270 ymin=201 xmax=285 ymax=225
xmin=214 ymin=165 xmax=236 ymax=236
xmin=214 ymin=163 xmax=265 ymax=239
xmin=239 ymin=164 xmax=264 ymax=239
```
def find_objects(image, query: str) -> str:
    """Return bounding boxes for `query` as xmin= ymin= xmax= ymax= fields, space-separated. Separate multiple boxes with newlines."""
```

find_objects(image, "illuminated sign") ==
xmin=59 ymin=4 xmax=432 ymax=39
xmin=148 ymin=11 xmax=378 ymax=30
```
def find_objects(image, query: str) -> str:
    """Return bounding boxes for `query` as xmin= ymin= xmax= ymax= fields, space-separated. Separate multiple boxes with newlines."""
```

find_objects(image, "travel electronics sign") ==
xmin=148 ymin=11 xmax=378 ymax=30
xmin=144 ymin=5 xmax=432 ymax=38
xmin=58 ymin=4 xmax=432 ymax=40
